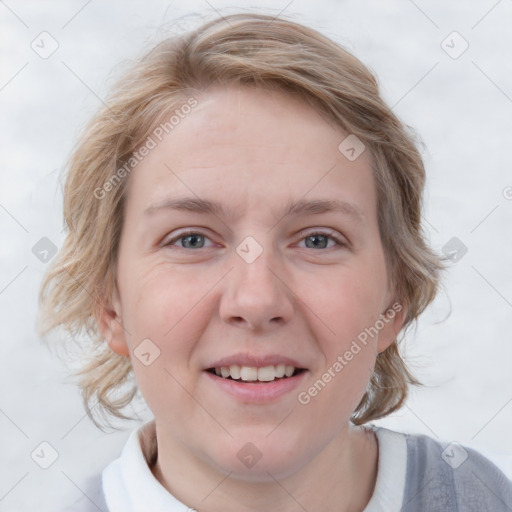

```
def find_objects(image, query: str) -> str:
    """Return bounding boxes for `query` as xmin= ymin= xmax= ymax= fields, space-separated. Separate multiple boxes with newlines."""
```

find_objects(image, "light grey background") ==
xmin=1 ymin=1 xmax=511 ymax=510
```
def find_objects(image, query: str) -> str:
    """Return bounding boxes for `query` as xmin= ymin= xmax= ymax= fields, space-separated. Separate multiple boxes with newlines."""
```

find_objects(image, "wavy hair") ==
xmin=39 ymin=13 xmax=444 ymax=428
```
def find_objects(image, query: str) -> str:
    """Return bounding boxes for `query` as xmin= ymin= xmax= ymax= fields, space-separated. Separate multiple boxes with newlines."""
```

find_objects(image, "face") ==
xmin=101 ymin=85 xmax=405 ymax=480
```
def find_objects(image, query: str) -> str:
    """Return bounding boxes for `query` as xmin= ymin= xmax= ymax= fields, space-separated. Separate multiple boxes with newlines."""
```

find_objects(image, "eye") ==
xmin=297 ymin=230 xmax=347 ymax=250
xmin=163 ymin=230 xmax=215 ymax=250
xmin=162 ymin=229 xmax=347 ymax=251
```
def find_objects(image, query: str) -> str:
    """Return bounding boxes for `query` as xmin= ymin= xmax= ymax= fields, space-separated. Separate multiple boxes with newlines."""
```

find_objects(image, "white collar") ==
xmin=102 ymin=421 xmax=407 ymax=511
xmin=102 ymin=420 xmax=189 ymax=511
xmin=363 ymin=425 xmax=408 ymax=511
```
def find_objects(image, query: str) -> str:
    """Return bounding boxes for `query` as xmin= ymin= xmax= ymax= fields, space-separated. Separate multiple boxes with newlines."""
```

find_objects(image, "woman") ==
xmin=40 ymin=13 xmax=512 ymax=512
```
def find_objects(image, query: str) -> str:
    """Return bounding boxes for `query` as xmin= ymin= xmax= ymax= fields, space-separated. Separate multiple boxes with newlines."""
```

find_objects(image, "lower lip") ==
xmin=204 ymin=370 xmax=308 ymax=403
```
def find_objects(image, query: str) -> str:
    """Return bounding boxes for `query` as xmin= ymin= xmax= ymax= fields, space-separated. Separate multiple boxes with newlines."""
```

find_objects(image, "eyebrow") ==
xmin=144 ymin=197 xmax=366 ymax=224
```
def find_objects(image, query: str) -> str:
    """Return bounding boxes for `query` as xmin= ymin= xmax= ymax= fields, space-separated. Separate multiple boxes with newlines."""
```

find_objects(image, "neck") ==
xmin=150 ymin=423 xmax=378 ymax=512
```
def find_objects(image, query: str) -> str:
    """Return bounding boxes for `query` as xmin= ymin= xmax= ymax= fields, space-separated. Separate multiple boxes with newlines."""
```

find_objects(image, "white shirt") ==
xmin=102 ymin=421 xmax=408 ymax=511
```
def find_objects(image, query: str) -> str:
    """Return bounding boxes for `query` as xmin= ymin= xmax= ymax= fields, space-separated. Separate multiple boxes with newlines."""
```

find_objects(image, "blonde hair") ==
xmin=39 ymin=13 xmax=444 ymax=428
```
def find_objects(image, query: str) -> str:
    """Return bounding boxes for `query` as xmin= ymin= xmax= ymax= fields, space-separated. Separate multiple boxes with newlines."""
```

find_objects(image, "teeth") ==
xmin=258 ymin=366 xmax=276 ymax=382
xmin=229 ymin=364 xmax=241 ymax=380
xmin=213 ymin=364 xmax=298 ymax=382
xmin=240 ymin=366 xmax=258 ymax=381
xmin=284 ymin=365 xmax=294 ymax=377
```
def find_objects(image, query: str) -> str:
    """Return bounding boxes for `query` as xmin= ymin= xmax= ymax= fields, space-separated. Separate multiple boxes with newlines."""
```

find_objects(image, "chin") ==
xmin=202 ymin=430 xmax=314 ymax=482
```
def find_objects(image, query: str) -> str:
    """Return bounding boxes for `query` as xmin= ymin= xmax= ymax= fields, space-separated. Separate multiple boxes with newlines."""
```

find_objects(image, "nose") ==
xmin=219 ymin=246 xmax=295 ymax=333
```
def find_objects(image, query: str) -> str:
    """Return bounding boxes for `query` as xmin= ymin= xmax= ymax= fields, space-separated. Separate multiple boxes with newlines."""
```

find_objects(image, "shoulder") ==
xmin=58 ymin=472 xmax=108 ymax=512
xmin=400 ymin=430 xmax=512 ymax=511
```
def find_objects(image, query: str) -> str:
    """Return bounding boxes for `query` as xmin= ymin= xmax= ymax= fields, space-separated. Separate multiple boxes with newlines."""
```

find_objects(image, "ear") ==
xmin=97 ymin=286 xmax=130 ymax=357
xmin=376 ymin=301 xmax=408 ymax=353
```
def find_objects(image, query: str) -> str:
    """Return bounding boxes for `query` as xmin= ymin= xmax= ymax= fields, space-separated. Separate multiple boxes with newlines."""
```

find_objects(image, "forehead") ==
xmin=124 ymin=85 xmax=377 ymax=224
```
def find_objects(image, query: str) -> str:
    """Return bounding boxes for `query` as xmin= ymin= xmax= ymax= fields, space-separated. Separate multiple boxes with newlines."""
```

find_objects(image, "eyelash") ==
xmin=163 ymin=229 xmax=348 ymax=251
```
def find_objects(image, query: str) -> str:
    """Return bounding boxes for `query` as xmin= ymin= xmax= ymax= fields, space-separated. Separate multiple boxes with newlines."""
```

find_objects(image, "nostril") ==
xmin=229 ymin=316 xmax=284 ymax=328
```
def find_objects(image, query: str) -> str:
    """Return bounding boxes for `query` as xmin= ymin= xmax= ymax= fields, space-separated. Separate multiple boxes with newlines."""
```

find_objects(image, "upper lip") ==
xmin=205 ymin=353 xmax=307 ymax=370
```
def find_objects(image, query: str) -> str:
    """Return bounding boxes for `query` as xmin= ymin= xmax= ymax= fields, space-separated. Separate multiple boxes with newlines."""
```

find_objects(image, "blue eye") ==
xmin=165 ymin=231 xmax=214 ymax=249
xmin=163 ymin=230 xmax=346 ymax=251
xmin=298 ymin=231 xmax=346 ymax=250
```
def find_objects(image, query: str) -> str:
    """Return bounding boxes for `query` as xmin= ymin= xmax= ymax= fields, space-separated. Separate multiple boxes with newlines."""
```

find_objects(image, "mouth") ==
xmin=203 ymin=354 xmax=309 ymax=402
xmin=206 ymin=364 xmax=306 ymax=383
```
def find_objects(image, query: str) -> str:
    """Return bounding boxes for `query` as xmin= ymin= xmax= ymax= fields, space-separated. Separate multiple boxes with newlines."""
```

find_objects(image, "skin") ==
xmin=99 ymin=84 xmax=407 ymax=512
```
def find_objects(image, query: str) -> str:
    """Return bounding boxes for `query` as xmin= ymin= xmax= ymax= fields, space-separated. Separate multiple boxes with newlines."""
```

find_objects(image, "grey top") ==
xmin=60 ymin=427 xmax=512 ymax=511
xmin=401 ymin=432 xmax=512 ymax=511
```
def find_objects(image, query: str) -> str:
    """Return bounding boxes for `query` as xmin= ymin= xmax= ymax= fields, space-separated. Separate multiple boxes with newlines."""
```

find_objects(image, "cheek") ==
xmin=295 ymin=260 xmax=388 ymax=351
xmin=122 ymin=263 xmax=215 ymax=338
xmin=296 ymin=322 xmax=377 ymax=425
xmin=291 ymin=254 xmax=386 ymax=410
xmin=121 ymin=268 xmax=218 ymax=418
xmin=118 ymin=265 xmax=218 ymax=399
